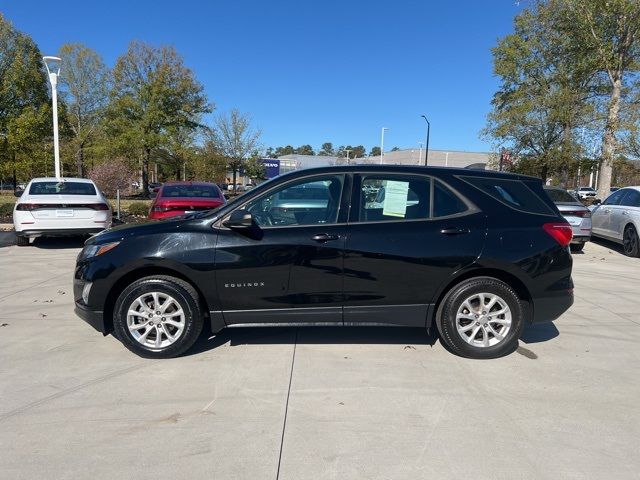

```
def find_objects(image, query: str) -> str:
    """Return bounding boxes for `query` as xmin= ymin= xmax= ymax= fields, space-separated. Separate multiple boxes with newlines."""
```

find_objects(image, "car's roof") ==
xmin=275 ymin=164 xmax=542 ymax=181
xmin=29 ymin=177 xmax=95 ymax=183
xmin=619 ymin=186 xmax=640 ymax=192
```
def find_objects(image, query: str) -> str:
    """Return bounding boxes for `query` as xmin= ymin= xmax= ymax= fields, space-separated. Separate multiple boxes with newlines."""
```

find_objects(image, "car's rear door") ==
xmin=214 ymin=173 xmax=349 ymax=325
xmin=342 ymin=173 xmax=486 ymax=327
xmin=612 ymin=189 xmax=640 ymax=239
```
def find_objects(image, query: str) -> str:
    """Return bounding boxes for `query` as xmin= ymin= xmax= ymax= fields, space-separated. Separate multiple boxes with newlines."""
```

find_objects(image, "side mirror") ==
xmin=14 ymin=189 xmax=24 ymax=197
xmin=223 ymin=209 xmax=253 ymax=228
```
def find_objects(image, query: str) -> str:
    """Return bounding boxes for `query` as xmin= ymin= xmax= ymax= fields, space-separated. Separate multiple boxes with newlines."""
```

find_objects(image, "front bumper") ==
xmin=74 ymin=302 xmax=107 ymax=334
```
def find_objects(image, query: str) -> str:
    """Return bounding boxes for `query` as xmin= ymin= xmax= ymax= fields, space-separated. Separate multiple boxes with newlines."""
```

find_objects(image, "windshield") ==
xmin=544 ymin=188 xmax=578 ymax=203
xmin=29 ymin=181 xmax=96 ymax=195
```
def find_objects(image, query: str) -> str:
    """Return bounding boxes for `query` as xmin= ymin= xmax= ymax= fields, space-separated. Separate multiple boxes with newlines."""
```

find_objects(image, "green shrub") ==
xmin=127 ymin=202 xmax=149 ymax=217
xmin=0 ymin=202 xmax=14 ymax=217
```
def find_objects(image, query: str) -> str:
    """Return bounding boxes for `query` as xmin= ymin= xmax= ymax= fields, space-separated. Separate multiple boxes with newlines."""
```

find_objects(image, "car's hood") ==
xmin=86 ymin=217 xmax=195 ymax=245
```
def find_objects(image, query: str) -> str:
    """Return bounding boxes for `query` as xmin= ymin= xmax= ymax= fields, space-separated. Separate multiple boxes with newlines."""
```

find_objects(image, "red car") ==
xmin=149 ymin=181 xmax=226 ymax=220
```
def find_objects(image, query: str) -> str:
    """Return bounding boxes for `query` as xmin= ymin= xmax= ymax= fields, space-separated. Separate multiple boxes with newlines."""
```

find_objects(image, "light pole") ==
xmin=43 ymin=56 xmax=62 ymax=180
xmin=420 ymin=115 xmax=430 ymax=165
xmin=380 ymin=127 xmax=389 ymax=165
xmin=418 ymin=142 xmax=423 ymax=165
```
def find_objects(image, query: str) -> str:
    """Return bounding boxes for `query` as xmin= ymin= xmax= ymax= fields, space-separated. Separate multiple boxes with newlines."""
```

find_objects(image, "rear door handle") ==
xmin=440 ymin=227 xmax=470 ymax=235
xmin=622 ymin=210 xmax=629 ymax=216
xmin=311 ymin=233 xmax=339 ymax=242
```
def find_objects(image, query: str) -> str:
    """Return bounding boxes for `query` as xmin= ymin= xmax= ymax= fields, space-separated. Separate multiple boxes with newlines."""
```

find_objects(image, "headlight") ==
xmin=78 ymin=241 xmax=120 ymax=261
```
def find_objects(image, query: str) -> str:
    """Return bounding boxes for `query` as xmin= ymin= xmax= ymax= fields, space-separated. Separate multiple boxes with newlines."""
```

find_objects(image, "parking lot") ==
xmin=0 ymin=234 xmax=639 ymax=480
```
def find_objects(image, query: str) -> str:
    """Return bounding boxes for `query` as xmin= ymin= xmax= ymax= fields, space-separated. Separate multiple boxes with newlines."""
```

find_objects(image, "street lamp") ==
xmin=43 ymin=56 xmax=62 ymax=180
xmin=380 ymin=127 xmax=389 ymax=165
xmin=420 ymin=115 xmax=430 ymax=166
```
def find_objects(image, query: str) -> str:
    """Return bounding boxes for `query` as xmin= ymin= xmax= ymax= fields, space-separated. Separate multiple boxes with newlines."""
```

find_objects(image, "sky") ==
xmin=3 ymin=0 xmax=523 ymax=154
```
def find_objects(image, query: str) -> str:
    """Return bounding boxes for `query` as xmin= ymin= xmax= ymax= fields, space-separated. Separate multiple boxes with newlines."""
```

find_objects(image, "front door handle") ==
xmin=311 ymin=233 xmax=340 ymax=242
xmin=440 ymin=227 xmax=470 ymax=236
xmin=622 ymin=210 xmax=629 ymax=216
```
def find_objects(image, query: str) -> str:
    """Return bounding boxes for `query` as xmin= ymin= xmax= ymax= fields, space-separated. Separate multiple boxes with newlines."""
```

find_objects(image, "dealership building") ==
xmin=261 ymin=149 xmax=492 ymax=179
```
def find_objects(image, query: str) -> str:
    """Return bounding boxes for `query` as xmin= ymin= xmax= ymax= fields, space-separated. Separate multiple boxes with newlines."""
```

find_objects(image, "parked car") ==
xmin=14 ymin=177 xmax=111 ymax=246
xmin=610 ymin=187 xmax=620 ymax=193
xmin=575 ymin=186 xmax=597 ymax=200
xmin=74 ymin=166 xmax=574 ymax=359
xmin=591 ymin=186 xmax=640 ymax=257
xmin=544 ymin=186 xmax=591 ymax=252
xmin=149 ymin=181 xmax=226 ymax=220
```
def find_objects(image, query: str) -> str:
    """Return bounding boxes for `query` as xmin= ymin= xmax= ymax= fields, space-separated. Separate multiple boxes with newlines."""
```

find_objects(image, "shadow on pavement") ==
xmin=31 ymin=237 xmax=87 ymax=249
xmin=520 ymin=321 xmax=559 ymax=344
xmin=188 ymin=326 xmax=439 ymax=356
xmin=590 ymin=236 xmax=624 ymax=255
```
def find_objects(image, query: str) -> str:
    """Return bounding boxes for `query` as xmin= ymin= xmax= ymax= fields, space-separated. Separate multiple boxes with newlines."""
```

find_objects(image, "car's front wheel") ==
xmin=570 ymin=243 xmax=585 ymax=253
xmin=113 ymin=275 xmax=204 ymax=358
xmin=15 ymin=235 xmax=29 ymax=246
xmin=437 ymin=277 xmax=524 ymax=359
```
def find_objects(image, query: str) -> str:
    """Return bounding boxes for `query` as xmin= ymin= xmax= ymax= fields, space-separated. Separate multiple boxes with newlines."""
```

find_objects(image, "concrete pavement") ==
xmin=0 ymin=238 xmax=639 ymax=479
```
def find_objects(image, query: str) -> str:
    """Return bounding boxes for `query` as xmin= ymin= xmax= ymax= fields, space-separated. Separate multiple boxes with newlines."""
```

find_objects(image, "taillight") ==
xmin=88 ymin=203 xmax=110 ymax=211
xmin=543 ymin=222 xmax=573 ymax=247
xmin=564 ymin=210 xmax=591 ymax=218
xmin=153 ymin=205 xmax=171 ymax=212
xmin=16 ymin=203 xmax=39 ymax=211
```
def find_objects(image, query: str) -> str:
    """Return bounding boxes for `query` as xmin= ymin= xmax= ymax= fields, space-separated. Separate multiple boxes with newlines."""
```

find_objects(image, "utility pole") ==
xmin=43 ymin=56 xmax=62 ymax=179
xmin=421 ymin=115 xmax=430 ymax=165
xmin=380 ymin=127 xmax=389 ymax=165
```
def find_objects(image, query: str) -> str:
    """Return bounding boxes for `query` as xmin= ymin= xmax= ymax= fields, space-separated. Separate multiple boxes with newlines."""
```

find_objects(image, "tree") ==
xmin=318 ymin=142 xmax=334 ymax=156
xmin=482 ymin=1 xmax=600 ymax=182
xmin=351 ymin=145 xmax=366 ymax=158
xmin=563 ymin=0 xmax=640 ymax=198
xmin=106 ymin=41 xmax=211 ymax=197
xmin=390 ymin=146 xmax=400 ymax=152
xmin=58 ymin=43 xmax=109 ymax=177
xmin=295 ymin=144 xmax=314 ymax=155
xmin=88 ymin=159 xmax=135 ymax=197
xmin=369 ymin=146 xmax=381 ymax=156
xmin=273 ymin=145 xmax=294 ymax=157
xmin=0 ymin=14 xmax=52 ymax=184
xmin=209 ymin=109 xmax=261 ymax=192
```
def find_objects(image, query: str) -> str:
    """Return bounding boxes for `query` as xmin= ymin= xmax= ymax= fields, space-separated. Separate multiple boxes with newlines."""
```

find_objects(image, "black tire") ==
xmin=622 ymin=225 xmax=640 ymax=258
xmin=570 ymin=243 xmax=585 ymax=253
xmin=15 ymin=235 xmax=29 ymax=246
xmin=113 ymin=275 xmax=204 ymax=358
xmin=437 ymin=277 xmax=524 ymax=359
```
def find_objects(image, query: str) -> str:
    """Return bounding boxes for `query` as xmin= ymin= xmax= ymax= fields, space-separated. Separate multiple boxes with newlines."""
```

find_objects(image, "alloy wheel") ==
xmin=126 ymin=292 xmax=186 ymax=350
xmin=455 ymin=292 xmax=512 ymax=348
xmin=623 ymin=227 xmax=637 ymax=256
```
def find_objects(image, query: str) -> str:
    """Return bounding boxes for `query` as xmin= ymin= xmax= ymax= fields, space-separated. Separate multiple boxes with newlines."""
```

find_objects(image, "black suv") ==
xmin=74 ymin=166 xmax=574 ymax=359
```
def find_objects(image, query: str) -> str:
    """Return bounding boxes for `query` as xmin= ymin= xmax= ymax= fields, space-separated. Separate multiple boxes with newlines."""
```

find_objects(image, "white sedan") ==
xmin=591 ymin=186 xmax=640 ymax=257
xmin=13 ymin=178 xmax=112 ymax=246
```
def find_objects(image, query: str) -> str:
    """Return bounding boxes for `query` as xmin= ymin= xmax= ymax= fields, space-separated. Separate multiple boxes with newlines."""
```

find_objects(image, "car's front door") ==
xmin=214 ymin=174 xmax=349 ymax=325
xmin=342 ymin=173 xmax=486 ymax=327
xmin=612 ymin=189 xmax=640 ymax=240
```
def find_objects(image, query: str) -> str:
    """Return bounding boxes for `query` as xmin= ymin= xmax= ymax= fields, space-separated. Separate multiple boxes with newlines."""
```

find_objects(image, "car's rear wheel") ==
xmin=15 ymin=235 xmax=29 ymax=247
xmin=437 ymin=277 xmax=524 ymax=359
xmin=113 ymin=275 xmax=203 ymax=358
xmin=570 ymin=243 xmax=585 ymax=253
xmin=623 ymin=225 xmax=639 ymax=258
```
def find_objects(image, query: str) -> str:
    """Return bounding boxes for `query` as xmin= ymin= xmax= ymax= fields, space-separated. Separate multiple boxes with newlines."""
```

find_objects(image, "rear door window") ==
xmin=460 ymin=176 xmax=555 ymax=215
xmin=433 ymin=181 xmax=469 ymax=217
xmin=359 ymin=175 xmax=430 ymax=222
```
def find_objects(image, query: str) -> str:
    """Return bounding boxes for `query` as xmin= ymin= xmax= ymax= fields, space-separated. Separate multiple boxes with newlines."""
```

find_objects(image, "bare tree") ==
xmin=58 ymin=43 xmax=109 ymax=177
xmin=209 ymin=109 xmax=261 ymax=192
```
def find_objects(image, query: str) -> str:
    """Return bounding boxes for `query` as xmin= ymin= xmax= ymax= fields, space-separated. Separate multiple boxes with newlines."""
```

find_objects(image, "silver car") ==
xmin=591 ymin=186 xmax=640 ymax=257
xmin=544 ymin=186 xmax=592 ymax=252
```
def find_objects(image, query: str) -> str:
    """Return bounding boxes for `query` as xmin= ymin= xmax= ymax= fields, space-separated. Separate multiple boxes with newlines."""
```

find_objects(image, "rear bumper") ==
xmin=17 ymin=227 xmax=105 ymax=237
xmin=74 ymin=302 xmax=107 ymax=334
xmin=532 ymin=289 xmax=574 ymax=323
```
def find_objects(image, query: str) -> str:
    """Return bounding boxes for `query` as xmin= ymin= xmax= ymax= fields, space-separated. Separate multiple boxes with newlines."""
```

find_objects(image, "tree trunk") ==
xmin=597 ymin=75 xmax=622 ymax=200
xmin=232 ymin=168 xmax=237 ymax=193
xmin=141 ymin=148 xmax=151 ymax=199
xmin=540 ymin=163 xmax=548 ymax=182
xmin=76 ymin=143 xmax=84 ymax=178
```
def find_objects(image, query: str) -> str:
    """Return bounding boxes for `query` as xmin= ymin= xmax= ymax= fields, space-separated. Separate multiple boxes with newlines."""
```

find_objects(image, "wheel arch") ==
xmin=430 ymin=268 xmax=533 ymax=332
xmin=103 ymin=266 xmax=210 ymax=334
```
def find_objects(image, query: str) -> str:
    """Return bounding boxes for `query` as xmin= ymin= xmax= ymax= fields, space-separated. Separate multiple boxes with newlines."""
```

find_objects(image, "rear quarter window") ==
xmin=459 ymin=176 xmax=555 ymax=215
